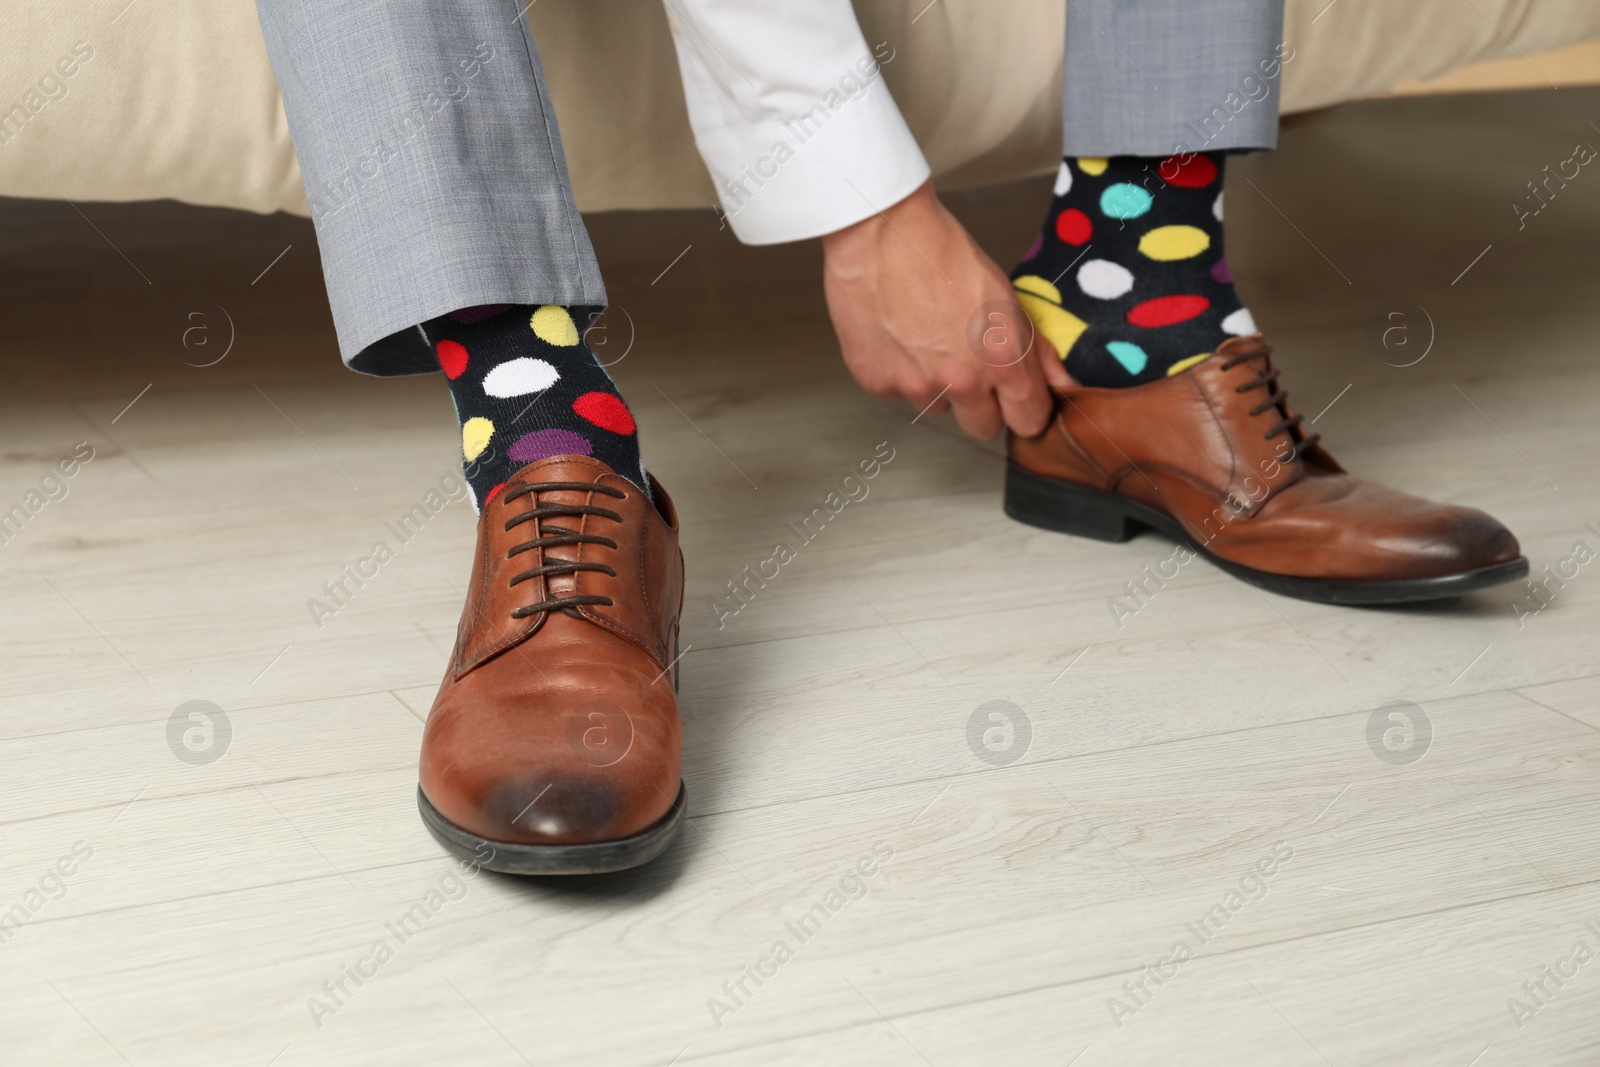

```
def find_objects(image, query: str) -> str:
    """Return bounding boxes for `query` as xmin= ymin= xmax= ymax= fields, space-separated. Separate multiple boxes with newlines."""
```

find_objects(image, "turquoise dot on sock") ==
xmin=1106 ymin=341 xmax=1149 ymax=375
xmin=1100 ymin=183 xmax=1153 ymax=220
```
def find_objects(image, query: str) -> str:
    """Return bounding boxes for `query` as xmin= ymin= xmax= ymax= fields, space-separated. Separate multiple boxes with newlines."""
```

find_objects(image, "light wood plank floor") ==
xmin=3 ymin=87 xmax=1599 ymax=1066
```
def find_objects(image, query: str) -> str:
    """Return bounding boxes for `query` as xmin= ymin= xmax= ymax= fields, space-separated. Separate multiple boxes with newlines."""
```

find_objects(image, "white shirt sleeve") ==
xmin=661 ymin=0 xmax=931 ymax=245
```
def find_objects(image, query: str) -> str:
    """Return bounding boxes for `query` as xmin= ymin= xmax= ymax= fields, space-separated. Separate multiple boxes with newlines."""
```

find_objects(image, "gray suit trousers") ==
xmin=257 ymin=1 xmax=1282 ymax=373
xmin=255 ymin=0 xmax=605 ymax=373
xmin=1063 ymin=0 xmax=1286 ymax=157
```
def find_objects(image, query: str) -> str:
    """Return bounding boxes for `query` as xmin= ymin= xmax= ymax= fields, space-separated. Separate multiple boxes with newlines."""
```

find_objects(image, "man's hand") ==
xmin=821 ymin=181 xmax=1072 ymax=439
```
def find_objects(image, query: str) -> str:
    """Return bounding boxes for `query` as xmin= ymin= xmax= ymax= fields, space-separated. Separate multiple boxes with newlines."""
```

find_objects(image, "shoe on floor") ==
xmin=418 ymin=455 xmax=686 ymax=874
xmin=1005 ymin=334 xmax=1528 ymax=605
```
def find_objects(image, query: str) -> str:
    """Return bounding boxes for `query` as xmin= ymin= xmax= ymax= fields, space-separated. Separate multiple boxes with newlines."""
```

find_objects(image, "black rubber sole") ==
xmin=418 ymin=783 xmax=686 ymax=876
xmin=1004 ymin=462 xmax=1529 ymax=605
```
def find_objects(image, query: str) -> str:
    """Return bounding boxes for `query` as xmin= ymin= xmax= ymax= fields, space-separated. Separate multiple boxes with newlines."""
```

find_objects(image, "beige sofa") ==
xmin=3 ymin=0 xmax=1598 ymax=218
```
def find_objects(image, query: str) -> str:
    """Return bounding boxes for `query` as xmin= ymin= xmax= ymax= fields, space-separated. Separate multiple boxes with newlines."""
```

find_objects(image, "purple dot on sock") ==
xmin=508 ymin=428 xmax=593 ymax=464
xmin=448 ymin=303 xmax=514 ymax=324
xmin=1023 ymin=231 xmax=1044 ymax=262
xmin=1210 ymin=258 xmax=1233 ymax=284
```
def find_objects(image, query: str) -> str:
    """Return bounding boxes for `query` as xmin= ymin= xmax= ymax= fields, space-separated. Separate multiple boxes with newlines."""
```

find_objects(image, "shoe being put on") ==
xmin=1006 ymin=334 xmax=1528 ymax=605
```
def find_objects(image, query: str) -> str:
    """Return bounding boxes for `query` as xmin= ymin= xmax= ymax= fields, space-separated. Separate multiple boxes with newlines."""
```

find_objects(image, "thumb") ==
xmin=1035 ymin=334 xmax=1075 ymax=388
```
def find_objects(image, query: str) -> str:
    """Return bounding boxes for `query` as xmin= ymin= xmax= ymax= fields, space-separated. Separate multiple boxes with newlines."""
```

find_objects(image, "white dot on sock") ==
xmin=1053 ymin=160 xmax=1073 ymax=197
xmin=482 ymin=357 xmax=560 ymax=398
xmin=1077 ymin=259 xmax=1134 ymax=300
xmin=1221 ymin=307 xmax=1257 ymax=336
xmin=1213 ymin=191 xmax=1225 ymax=222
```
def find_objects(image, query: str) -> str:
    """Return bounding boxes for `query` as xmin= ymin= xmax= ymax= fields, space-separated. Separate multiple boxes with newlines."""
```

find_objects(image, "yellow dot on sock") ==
xmin=1016 ymin=292 xmax=1088 ymax=359
xmin=1013 ymin=274 xmax=1063 ymax=304
xmin=1166 ymin=353 xmax=1212 ymax=376
xmin=1138 ymin=225 xmax=1211 ymax=261
xmin=529 ymin=305 xmax=579 ymax=346
xmin=462 ymin=416 xmax=494 ymax=461
xmin=1077 ymin=157 xmax=1108 ymax=176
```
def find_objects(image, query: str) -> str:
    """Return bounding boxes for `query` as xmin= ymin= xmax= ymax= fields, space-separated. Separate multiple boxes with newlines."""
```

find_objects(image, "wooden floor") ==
xmin=3 ymin=86 xmax=1600 ymax=1066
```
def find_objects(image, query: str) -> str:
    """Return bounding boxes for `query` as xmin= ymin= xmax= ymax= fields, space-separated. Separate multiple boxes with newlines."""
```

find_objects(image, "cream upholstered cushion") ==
xmin=1 ymin=0 xmax=1596 ymax=218
xmin=0 ymin=0 xmax=304 ymax=215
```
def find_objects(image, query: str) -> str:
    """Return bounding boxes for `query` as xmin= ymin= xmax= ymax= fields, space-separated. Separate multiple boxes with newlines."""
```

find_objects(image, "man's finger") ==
xmin=989 ymin=344 xmax=1054 ymax=437
xmin=993 ymin=369 xmax=1053 ymax=437
xmin=912 ymin=394 xmax=951 ymax=421
xmin=970 ymin=300 xmax=1035 ymax=373
xmin=1034 ymin=335 xmax=1073 ymax=388
xmin=949 ymin=393 xmax=1005 ymax=440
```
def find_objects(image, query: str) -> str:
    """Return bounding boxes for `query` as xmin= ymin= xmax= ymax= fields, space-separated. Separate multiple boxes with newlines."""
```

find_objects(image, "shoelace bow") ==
xmin=501 ymin=481 xmax=625 ymax=619
xmin=1220 ymin=349 xmax=1321 ymax=462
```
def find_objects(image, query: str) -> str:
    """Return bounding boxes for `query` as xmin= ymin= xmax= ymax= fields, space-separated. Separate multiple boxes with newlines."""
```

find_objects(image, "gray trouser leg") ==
xmin=1062 ymin=0 xmax=1286 ymax=157
xmin=255 ymin=0 xmax=604 ymax=373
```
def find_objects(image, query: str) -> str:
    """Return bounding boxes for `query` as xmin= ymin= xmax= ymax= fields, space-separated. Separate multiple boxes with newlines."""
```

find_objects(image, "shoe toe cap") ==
xmin=1457 ymin=509 xmax=1522 ymax=568
xmin=1400 ymin=505 xmax=1523 ymax=576
xmin=423 ymin=765 xmax=679 ymax=847
xmin=479 ymin=774 xmax=629 ymax=845
xmin=419 ymin=682 xmax=681 ymax=848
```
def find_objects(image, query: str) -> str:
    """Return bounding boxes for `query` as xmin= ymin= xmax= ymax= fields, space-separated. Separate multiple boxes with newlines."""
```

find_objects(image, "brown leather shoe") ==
xmin=1006 ymin=335 xmax=1528 ymax=604
xmin=418 ymin=455 xmax=686 ymax=874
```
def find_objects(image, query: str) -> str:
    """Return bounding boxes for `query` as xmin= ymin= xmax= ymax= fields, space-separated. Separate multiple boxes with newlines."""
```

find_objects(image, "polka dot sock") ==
xmin=1011 ymin=152 xmax=1257 ymax=388
xmin=427 ymin=303 xmax=648 ymax=510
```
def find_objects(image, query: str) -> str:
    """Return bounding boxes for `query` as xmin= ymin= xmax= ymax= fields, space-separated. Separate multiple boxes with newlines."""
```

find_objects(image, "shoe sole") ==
xmin=417 ymin=782 xmax=686 ymax=876
xmin=1004 ymin=462 xmax=1529 ymax=605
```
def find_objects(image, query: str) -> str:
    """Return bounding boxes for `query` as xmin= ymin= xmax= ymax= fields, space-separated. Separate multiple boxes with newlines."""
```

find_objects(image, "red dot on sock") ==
xmin=1055 ymin=207 xmax=1093 ymax=245
xmin=1158 ymin=154 xmax=1218 ymax=189
xmin=484 ymin=482 xmax=506 ymax=505
xmin=1128 ymin=294 xmax=1210 ymax=328
xmin=572 ymin=391 xmax=636 ymax=435
xmin=436 ymin=339 xmax=469 ymax=379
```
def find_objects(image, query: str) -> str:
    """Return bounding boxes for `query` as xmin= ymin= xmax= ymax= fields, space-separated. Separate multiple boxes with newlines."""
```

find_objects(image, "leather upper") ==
xmin=1009 ymin=335 xmax=1522 ymax=581
xmin=421 ymin=456 xmax=684 ymax=847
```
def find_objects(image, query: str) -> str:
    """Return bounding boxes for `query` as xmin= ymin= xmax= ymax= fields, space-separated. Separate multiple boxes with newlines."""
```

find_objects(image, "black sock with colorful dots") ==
xmin=1011 ymin=152 xmax=1257 ymax=388
xmin=426 ymin=304 xmax=648 ymax=510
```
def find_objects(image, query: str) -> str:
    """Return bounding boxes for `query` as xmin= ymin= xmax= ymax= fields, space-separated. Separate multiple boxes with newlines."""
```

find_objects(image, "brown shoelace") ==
xmin=501 ymin=481 xmax=625 ymax=618
xmin=1221 ymin=350 xmax=1321 ymax=461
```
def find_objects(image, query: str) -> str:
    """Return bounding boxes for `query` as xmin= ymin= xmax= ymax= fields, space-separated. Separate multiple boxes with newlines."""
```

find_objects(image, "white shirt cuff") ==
xmin=663 ymin=0 xmax=931 ymax=245
xmin=695 ymin=75 xmax=931 ymax=244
